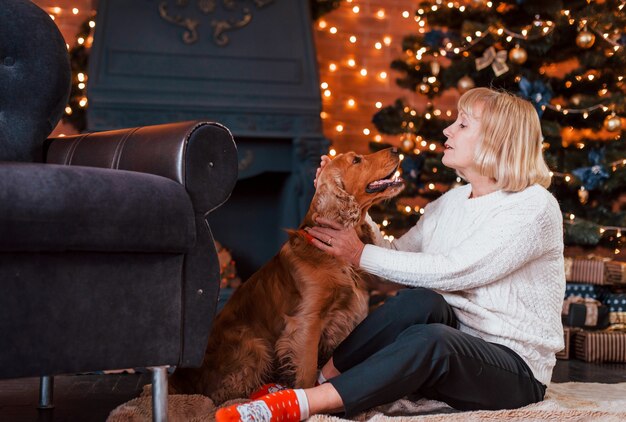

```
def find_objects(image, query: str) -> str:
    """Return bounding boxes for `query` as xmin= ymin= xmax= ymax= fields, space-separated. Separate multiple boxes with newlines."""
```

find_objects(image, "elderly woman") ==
xmin=217 ymin=87 xmax=565 ymax=422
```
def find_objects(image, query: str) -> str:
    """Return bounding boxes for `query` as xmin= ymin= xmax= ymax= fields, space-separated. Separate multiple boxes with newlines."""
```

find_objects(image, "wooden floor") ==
xmin=0 ymin=361 xmax=625 ymax=422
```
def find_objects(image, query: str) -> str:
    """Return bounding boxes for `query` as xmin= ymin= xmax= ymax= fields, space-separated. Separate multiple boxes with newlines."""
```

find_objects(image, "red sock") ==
xmin=250 ymin=383 xmax=288 ymax=400
xmin=216 ymin=389 xmax=309 ymax=422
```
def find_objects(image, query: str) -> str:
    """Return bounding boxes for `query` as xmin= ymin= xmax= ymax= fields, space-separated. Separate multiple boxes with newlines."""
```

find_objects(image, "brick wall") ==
xmin=312 ymin=0 xmax=457 ymax=154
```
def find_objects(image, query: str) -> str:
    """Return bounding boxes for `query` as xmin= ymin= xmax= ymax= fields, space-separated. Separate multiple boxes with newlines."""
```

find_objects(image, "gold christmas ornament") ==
xmin=418 ymin=83 xmax=430 ymax=94
xmin=457 ymin=75 xmax=475 ymax=93
xmin=576 ymin=30 xmax=596 ymax=49
xmin=604 ymin=113 xmax=622 ymax=132
xmin=578 ymin=187 xmax=589 ymax=205
xmin=508 ymin=45 xmax=527 ymax=64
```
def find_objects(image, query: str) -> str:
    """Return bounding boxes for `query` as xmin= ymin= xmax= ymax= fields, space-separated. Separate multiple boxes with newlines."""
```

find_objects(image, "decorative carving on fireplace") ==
xmin=158 ymin=0 xmax=275 ymax=46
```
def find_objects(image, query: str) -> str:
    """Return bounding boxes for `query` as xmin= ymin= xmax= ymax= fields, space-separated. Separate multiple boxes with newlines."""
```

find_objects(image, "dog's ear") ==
xmin=312 ymin=170 xmax=360 ymax=227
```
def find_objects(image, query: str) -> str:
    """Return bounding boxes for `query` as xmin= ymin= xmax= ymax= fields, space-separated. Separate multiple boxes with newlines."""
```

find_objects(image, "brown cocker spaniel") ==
xmin=169 ymin=148 xmax=404 ymax=404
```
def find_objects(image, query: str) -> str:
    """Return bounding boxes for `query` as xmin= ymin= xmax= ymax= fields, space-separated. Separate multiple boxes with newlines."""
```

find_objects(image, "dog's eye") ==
xmin=352 ymin=156 xmax=362 ymax=164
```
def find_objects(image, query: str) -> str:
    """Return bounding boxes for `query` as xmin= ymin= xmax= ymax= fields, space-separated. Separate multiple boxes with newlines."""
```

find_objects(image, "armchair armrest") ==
xmin=45 ymin=121 xmax=238 ymax=215
xmin=45 ymin=121 xmax=238 ymax=367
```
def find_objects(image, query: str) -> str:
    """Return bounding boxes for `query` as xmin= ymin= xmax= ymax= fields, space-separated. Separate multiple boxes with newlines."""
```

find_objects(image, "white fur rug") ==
xmin=107 ymin=382 xmax=626 ymax=422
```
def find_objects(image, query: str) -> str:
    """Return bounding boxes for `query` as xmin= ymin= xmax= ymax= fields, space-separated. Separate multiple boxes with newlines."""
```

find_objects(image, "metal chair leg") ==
xmin=150 ymin=366 xmax=169 ymax=422
xmin=38 ymin=375 xmax=54 ymax=409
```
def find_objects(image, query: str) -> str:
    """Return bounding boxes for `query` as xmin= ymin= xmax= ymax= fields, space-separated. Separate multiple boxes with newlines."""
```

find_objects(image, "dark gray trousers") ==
xmin=328 ymin=288 xmax=547 ymax=417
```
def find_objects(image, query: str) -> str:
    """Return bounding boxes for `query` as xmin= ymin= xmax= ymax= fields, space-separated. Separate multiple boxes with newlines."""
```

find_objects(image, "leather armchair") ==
xmin=0 ymin=1 xmax=238 ymax=420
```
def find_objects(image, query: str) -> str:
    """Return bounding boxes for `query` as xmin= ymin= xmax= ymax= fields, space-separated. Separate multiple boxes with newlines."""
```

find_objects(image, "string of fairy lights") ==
xmin=45 ymin=4 xmax=96 ymax=134
xmin=315 ymin=0 xmax=463 ymax=157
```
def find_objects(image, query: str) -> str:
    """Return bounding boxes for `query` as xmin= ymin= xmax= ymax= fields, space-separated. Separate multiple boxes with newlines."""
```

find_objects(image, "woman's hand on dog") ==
xmin=313 ymin=155 xmax=332 ymax=189
xmin=305 ymin=217 xmax=365 ymax=266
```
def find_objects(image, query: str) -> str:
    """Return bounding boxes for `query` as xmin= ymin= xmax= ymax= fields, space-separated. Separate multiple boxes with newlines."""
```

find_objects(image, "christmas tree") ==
xmin=371 ymin=0 xmax=626 ymax=254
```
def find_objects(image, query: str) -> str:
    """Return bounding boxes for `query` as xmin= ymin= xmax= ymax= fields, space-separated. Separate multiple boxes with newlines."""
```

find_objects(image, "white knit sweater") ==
xmin=361 ymin=183 xmax=566 ymax=386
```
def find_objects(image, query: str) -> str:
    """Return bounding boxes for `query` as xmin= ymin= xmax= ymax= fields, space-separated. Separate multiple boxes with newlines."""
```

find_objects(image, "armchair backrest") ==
xmin=0 ymin=0 xmax=71 ymax=162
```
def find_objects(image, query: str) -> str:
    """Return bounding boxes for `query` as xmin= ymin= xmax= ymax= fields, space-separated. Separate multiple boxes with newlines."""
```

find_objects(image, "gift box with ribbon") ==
xmin=574 ymin=326 xmax=626 ymax=363
xmin=562 ymin=296 xmax=610 ymax=329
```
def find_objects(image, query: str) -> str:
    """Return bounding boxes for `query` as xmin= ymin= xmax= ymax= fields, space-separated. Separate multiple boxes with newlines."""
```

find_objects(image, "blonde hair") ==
xmin=458 ymin=87 xmax=551 ymax=191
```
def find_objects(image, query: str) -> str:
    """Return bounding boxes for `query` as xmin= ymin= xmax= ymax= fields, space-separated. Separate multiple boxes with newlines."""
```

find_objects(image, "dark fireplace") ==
xmin=87 ymin=0 xmax=328 ymax=278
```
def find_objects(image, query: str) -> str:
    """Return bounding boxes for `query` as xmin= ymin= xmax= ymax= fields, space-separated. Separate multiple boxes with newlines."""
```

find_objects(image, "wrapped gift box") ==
xmin=565 ymin=283 xmax=610 ymax=301
xmin=562 ymin=297 xmax=610 ymax=329
xmin=605 ymin=294 xmax=626 ymax=326
xmin=603 ymin=293 xmax=626 ymax=312
xmin=610 ymin=312 xmax=626 ymax=325
xmin=556 ymin=326 xmax=582 ymax=360
xmin=574 ymin=329 xmax=626 ymax=363
xmin=606 ymin=261 xmax=626 ymax=285
xmin=569 ymin=257 xmax=612 ymax=285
